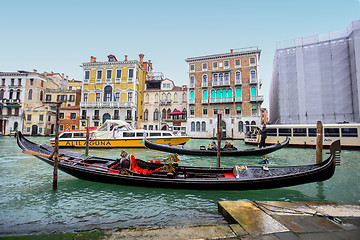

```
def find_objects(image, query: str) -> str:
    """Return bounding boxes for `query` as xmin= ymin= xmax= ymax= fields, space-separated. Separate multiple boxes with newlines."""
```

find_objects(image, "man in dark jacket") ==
xmin=259 ymin=124 xmax=268 ymax=148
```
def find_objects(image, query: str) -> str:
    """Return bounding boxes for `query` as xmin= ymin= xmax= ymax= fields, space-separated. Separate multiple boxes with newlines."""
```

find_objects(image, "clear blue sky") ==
xmin=1 ymin=0 xmax=359 ymax=108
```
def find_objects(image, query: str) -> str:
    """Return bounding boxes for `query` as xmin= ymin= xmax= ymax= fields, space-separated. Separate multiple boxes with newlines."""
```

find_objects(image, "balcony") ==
xmin=189 ymin=83 xmax=195 ymax=88
xmin=250 ymin=96 xmax=264 ymax=102
xmin=125 ymin=116 xmax=132 ymax=121
xmin=160 ymin=100 xmax=172 ymax=105
xmin=80 ymin=101 xmax=134 ymax=108
xmin=112 ymin=116 xmax=119 ymax=120
xmin=235 ymin=79 xmax=242 ymax=85
xmin=92 ymin=116 xmax=100 ymax=120
xmin=212 ymin=80 xmax=230 ymax=87
xmin=209 ymin=97 xmax=234 ymax=104
xmin=250 ymin=77 xmax=258 ymax=84
xmin=80 ymin=115 xmax=87 ymax=120
xmin=201 ymin=99 xmax=208 ymax=104
xmin=189 ymin=99 xmax=195 ymax=104
xmin=201 ymin=82 xmax=208 ymax=88
xmin=235 ymin=97 xmax=242 ymax=102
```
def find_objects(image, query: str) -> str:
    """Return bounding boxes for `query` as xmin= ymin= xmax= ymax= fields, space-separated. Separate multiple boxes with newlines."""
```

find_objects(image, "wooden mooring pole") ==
xmin=316 ymin=121 xmax=323 ymax=164
xmin=85 ymin=116 xmax=90 ymax=156
xmin=217 ymin=113 xmax=222 ymax=168
xmin=52 ymin=102 xmax=61 ymax=190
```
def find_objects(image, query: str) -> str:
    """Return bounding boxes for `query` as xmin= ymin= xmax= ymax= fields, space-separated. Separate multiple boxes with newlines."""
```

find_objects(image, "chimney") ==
xmin=139 ymin=54 xmax=144 ymax=64
xmin=230 ymin=49 xmax=233 ymax=53
xmin=125 ymin=55 xmax=128 ymax=61
xmin=33 ymin=69 xmax=37 ymax=73
xmin=90 ymin=56 xmax=97 ymax=63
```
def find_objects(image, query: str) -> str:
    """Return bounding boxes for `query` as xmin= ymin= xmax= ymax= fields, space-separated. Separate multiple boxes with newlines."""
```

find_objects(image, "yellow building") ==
xmin=80 ymin=54 xmax=151 ymax=129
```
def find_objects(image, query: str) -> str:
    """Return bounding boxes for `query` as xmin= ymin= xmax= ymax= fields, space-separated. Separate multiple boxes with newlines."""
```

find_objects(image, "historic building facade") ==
xmin=141 ymin=72 xmax=187 ymax=135
xmin=79 ymin=54 xmax=151 ymax=129
xmin=185 ymin=48 xmax=263 ymax=139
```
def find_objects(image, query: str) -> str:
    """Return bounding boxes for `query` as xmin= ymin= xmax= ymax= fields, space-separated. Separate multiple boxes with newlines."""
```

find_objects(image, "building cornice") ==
xmin=185 ymin=50 xmax=261 ymax=63
xmin=81 ymin=60 xmax=141 ymax=68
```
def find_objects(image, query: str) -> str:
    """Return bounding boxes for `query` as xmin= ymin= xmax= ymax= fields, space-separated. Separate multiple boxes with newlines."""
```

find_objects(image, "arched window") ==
xmin=210 ymin=90 xmax=215 ymax=99
xmin=167 ymin=93 xmax=171 ymax=101
xmin=190 ymin=91 xmax=194 ymax=100
xmin=9 ymin=89 xmax=14 ymax=99
xmin=154 ymin=108 xmax=159 ymax=121
xmin=203 ymin=107 xmax=207 ymax=115
xmin=227 ymin=89 xmax=232 ymax=98
xmin=190 ymin=107 xmax=194 ymax=116
xmin=250 ymin=70 xmax=256 ymax=81
xmin=222 ymin=89 xmax=227 ymax=99
xmin=251 ymin=105 xmax=257 ymax=116
xmin=251 ymin=120 xmax=256 ymax=126
xmin=174 ymin=93 xmax=178 ymax=102
xmin=202 ymin=74 xmax=207 ymax=84
xmin=235 ymin=71 xmax=241 ymax=83
xmin=28 ymin=89 xmax=33 ymax=100
xmin=182 ymin=108 xmax=187 ymax=119
xmin=144 ymin=109 xmax=148 ymax=121
xmin=196 ymin=121 xmax=200 ymax=131
xmin=251 ymin=87 xmax=256 ymax=101
xmin=162 ymin=109 xmax=166 ymax=119
xmin=162 ymin=93 xmax=166 ymax=101
xmin=216 ymin=90 xmax=221 ymax=99
xmin=224 ymin=73 xmax=229 ymax=81
xmin=16 ymin=90 xmax=21 ymax=100
xmin=202 ymin=90 xmax=207 ymax=99
xmin=219 ymin=73 xmax=224 ymax=82
xmin=213 ymin=74 xmax=218 ymax=83
xmin=167 ymin=108 xmax=171 ymax=119
xmin=182 ymin=93 xmax=186 ymax=102
xmin=213 ymin=107 xmax=218 ymax=115
xmin=190 ymin=75 xmax=195 ymax=84
xmin=104 ymin=85 xmax=112 ymax=102
xmin=145 ymin=94 xmax=149 ymax=103
xmin=191 ymin=122 xmax=195 ymax=131
xmin=155 ymin=93 xmax=159 ymax=102
xmin=102 ymin=113 xmax=110 ymax=123
xmin=201 ymin=121 xmax=206 ymax=131
xmin=238 ymin=121 xmax=244 ymax=132
xmin=236 ymin=106 xmax=242 ymax=115
xmin=236 ymin=88 xmax=241 ymax=97
xmin=225 ymin=106 xmax=230 ymax=115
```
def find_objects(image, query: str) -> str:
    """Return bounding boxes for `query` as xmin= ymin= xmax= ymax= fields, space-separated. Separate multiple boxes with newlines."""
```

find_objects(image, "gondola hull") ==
xmin=17 ymin=132 xmax=340 ymax=190
xmin=144 ymin=138 xmax=290 ymax=156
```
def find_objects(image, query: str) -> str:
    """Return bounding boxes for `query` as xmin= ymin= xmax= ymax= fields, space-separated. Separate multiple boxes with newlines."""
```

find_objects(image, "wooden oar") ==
xmin=22 ymin=149 xmax=119 ymax=172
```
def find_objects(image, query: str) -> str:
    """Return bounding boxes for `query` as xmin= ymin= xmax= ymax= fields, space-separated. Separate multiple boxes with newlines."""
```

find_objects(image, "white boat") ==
xmin=244 ymin=123 xmax=360 ymax=149
xmin=50 ymin=120 xmax=191 ymax=148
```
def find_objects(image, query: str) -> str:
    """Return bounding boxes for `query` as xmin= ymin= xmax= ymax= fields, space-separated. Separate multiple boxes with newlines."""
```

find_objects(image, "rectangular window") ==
xmin=202 ymin=63 xmax=207 ymax=71
xmin=308 ymin=128 xmax=317 ymax=137
xmin=96 ymin=93 xmax=101 ymax=102
xmin=324 ymin=128 xmax=340 ymax=137
xmin=267 ymin=128 xmax=277 ymax=136
xmin=60 ymin=113 xmax=65 ymax=119
xmin=30 ymin=79 xmax=34 ymax=85
xmin=46 ymin=95 xmax=51 ymax=101
xmin=235 ymin=59 xmax=241 ymax=67
xmin=97 ymin=70 xmax=102 ymax=80
xmin=279 ymin=128 xmax=291 ymax=136
xmin=7 ymin=108 xmax=11 ymax=115
xmin=14 ymin=108 xmax=19 ymax=115
xmin=60 ymin=125 xmax=64 ymax=131
xmin=250 ymin=57 xmax=256 ymax=65
xmin=106 ymin=69 xmax=112 ymax=80
xmin=213 ymin=62 xmax=218 ymax=70
xmin=69 ymin=95 xmax=75 ymax=102
xmin=27 ymin=127 xmax=31 ymax=133
xmin=116 ymin=69 xmax=122 ymax=79
xmin=115 ymin=92 xmax=120 ymax=101
xmin=114 ymin=110 xmax=119 ymax=119
xmin=190 ymin=64 xmax=195 ymax=72
xmin=293 ymin=128 xmax=307 ymax=137
xmin=123 ymin=132 xmax=135 ymax=137
xmin=150 ymin=132 xmax=161 ymax=137
xmin=128 ymin=69 xmax=134 ymax=79
xmin=82 ymin=110 xmax=87 ymax=118
xmin=83 ymin=93 xmax=88 ymax=102
xmin=341 ymin=128 xmax=358 ymax=137
xmin=1 ymin=79 xmax=5 ymax=86
xmin=128 ymin=92 xmax=133 ymax=102
xmin=39 ymin=115 xmax=44 ymax=122
xmin=85 ymin=71 xmax=90 ymax=80
xmin=224 ymin=60 xmax=229 ymax=69
xmin=11 ymin=79 xmax=14 ymax=86
xmin=27 ymin=114 xmax=32 ymax=121
xmin=18 ymin=78 xmax=22 ymax=86
xmin=70 ymin=113 xmax=76 ymax=119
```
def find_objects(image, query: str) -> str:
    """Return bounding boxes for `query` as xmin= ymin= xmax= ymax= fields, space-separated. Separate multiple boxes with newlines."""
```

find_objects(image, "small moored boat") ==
xmin=144 ymin=138 xmax=290 ymax=156
xmin=50 ymin=120 xmax=190 ymax=148
xmin=18 ymin=132 xmax=340 ymax=190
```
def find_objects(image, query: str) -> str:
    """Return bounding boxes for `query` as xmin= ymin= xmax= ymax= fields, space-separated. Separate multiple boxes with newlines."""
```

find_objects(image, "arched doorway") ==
xmin=31 ymin=125 xmax=38 ymax=136
xmin=103 ymin=113 xmax=111 ymax=123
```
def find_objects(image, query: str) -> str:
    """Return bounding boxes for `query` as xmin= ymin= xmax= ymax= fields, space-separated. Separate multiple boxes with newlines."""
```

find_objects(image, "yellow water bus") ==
xmin=50 ymin=120 xmax=191 ymax=148
xmin=244 ymin=123 xmax=360 ymax=149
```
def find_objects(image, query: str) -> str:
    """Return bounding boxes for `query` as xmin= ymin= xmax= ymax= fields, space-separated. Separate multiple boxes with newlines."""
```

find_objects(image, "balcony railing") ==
xmin=201 ymin=99 xmax=208 ymax=104
xmin=235 ymin=79 xmax=242 ymax=85
xmin=212 ymin=80 xmax=230 ymax=87
xmin=201 ymin=82 xmax=208 ymax=87
xmin=250 ymin=96 xmax=264 ymax=102
xmin=80 ymin=101 xmax=134 ymax=108
xmin=250 ymin=77 xmax=257 ymax=84
xmin=92 ymin=116 xmax=100 ymax=120
xmin=189 ymin=99 xmax=195 ymax=104
xmin=189 ymin=83 xmax=195 ymax=88
xmin=209 ymin=97 xmax=233 ymax=103
xmin=160 ymin=100 xmax=172 ymax=105
xmin=235 ymin=97 xmax=242 ymax=102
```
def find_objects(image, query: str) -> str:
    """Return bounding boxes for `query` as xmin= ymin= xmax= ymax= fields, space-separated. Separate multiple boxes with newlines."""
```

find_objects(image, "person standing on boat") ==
xmin=259 ymin=124 xmax=268 ymax=148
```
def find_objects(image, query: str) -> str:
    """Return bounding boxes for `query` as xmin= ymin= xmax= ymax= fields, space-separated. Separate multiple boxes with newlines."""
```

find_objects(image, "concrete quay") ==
xmin=107 ymin=201 xmax=360 ymax=240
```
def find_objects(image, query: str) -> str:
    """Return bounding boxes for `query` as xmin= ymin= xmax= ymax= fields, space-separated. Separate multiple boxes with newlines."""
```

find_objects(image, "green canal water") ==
xmin=0 ymin=136 xmax=359 ymax=237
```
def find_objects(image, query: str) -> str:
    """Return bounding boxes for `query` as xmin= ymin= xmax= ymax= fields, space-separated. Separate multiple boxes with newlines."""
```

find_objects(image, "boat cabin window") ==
xmin=308 ymin=128 xmax=317 ymax=137
xmin=293 ymin=128 xmax=307 ymax=137
xmin=324 ymin=128 xmax=340 ymax=137
xmin=73 ymin=133 xmax=84 ymax=138
xmin=60 ymin=133 xmax=72 ymax=138
xmin=279 ymin=128 xmax=291 ymax=136
xmin=150 ymin=133 xmax=161 ymax=137
xmin=341 ymin=128 xmax=358 ymax=137
xmin=267 ymin=128 xmax=277 ymax=136
xmin=136 ymin=133 xmax=144 ymax=137
xmin=163 ymin=133 xmax=172 ymax=136
xmin=123 ymin=132 xmax=135 ymax=137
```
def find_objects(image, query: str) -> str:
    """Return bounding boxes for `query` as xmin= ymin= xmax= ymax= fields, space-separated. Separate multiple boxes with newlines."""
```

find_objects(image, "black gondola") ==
xmin=17 ymin=132 xmax=340 ymax=190
xmin=144 ymin=138 xmax=290 ymax=156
